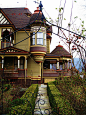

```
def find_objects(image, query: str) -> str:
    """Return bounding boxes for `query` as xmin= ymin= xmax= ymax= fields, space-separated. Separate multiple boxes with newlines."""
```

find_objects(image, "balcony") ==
xmin=1 ymin=42 xmax=13 ymax=49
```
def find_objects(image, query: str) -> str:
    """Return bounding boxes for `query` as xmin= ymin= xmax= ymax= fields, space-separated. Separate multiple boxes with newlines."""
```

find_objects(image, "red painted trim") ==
xmin=31 ymin=50 xmax=46 ymax=53
xmin=5 ymin=52 xmax=29 ymax=54
xmin=24 ymin=8 xmax=28 ymax=10
xmin=56 ymin=45 xmax=63 ymax=47
xmin=33 ymin=54 xmax=45 ymax=56
xmin=0 ymin=69 xmax=3 ymax=70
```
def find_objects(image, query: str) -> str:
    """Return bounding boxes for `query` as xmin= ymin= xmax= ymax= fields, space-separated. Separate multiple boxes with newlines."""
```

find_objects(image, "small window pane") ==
xmin=37 ymin=39 xmax=43 ymax=45
xmin=37 ymin=32 xmax=43 ymax=38
xmin=33 ymin=32 xmax=35 ymax=38
xmin=44 ymin=33 xmax=46 ymax=45
xmin=32 ymin=38 xmax=35 ymax=45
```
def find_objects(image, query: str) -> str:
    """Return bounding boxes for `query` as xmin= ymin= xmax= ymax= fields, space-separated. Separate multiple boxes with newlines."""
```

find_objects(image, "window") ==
xmin=2 ymin=30 xmax=14 ymax=48
xmin=37 ymin=32 xmax=43 ymax=45
xmin=31 ymin=32 xmax=35 ymax=45
xmin=44 ymin=33 xmax=46 ymax=46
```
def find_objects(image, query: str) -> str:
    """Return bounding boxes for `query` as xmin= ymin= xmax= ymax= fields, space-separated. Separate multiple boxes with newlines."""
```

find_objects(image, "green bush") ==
xmin=47 ymin=82 xmax=76 ymax=115
xmin=8 ymin=84 xmax=38 ymax=115
xmin=9 ymin=98 xmax=25 ymax=107
xmin=3 ymin=84 xmax=11 ymax=92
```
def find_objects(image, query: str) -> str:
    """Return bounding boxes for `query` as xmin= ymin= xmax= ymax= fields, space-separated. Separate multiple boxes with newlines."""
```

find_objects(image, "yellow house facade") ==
xmin=0 ymin=7 xmax=72 ymax=86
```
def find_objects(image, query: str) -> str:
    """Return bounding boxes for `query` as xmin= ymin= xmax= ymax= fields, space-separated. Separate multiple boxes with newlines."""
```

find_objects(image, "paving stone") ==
xmin=34 ymin=84 xmax=52 ymax=115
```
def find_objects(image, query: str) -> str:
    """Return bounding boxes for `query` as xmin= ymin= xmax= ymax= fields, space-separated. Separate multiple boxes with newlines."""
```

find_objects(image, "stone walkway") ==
xmin=34 ymin=84 xmax=53 ymax=115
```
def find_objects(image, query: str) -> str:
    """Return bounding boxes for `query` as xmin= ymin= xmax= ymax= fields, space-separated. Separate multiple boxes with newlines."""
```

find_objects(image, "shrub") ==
xmin=47 ymin=82 xmax=76 ymax=115
xmin=9 ymin=98 xmax=25 ymax=107
xmin=3 ymin=84 xmax=11 ymax=92
xmin=8 ymin=84 xmax=38 ymax=115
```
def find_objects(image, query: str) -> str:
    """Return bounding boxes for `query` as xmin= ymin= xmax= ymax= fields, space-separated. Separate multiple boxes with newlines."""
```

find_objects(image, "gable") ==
xmin=0 ymin=46 xmax=29 ymax=54
xmin=0 ymin=12 xmax=10 ymax=24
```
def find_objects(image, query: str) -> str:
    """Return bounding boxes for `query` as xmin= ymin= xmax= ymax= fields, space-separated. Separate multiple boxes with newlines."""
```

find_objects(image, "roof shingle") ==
xmin=1 ymin=8 xmax=32 ymax=28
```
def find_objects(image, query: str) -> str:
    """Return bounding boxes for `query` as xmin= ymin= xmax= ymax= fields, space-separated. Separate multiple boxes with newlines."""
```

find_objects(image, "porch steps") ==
xmin=34 ymin=84 xmax=53 ymax=115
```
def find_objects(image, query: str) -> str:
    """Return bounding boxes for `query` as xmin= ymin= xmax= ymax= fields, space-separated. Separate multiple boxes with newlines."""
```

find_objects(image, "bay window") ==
xmin=31 ymin=32 xmax=46 ymax=46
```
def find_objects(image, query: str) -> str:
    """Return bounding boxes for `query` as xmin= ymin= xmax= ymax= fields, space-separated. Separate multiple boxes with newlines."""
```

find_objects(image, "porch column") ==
xmin=10 ymin=35 xmax=12 ymax=46
xmin=67 ymin=60 xmax=69 ymax=69
xmin=57 ymin=61 xmax=59 ymax=69
xmin=69 ymin=60 xmax=71 ymax=69
xmin=25 ymin=56 xmax=27 ymax=86
xmin=2 ymin=57 xmax=4 ymax=69
xmin=62 ymin=60 xmax=65 ymax=70
xmin=18 ymin=56 xmax=20 ymax=69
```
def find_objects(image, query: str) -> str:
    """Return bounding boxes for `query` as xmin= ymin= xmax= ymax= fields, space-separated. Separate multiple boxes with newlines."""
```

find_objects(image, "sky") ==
xmin=0 ymin=0 xmax=86 ymax=58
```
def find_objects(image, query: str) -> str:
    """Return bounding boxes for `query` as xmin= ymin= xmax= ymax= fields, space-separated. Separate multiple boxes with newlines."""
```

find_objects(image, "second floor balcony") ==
xmin=1 ymin=42 xmax=13 ymax=49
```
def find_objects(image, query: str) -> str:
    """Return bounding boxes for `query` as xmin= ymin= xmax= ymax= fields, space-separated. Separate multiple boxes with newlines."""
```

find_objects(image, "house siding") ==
xmin=47 ymin=39 xmax=50 ymax=53
xmin=27 ymin=57 xmax=41 ymax=79
xmin=16 ymin=31 xmax=30 ymax=51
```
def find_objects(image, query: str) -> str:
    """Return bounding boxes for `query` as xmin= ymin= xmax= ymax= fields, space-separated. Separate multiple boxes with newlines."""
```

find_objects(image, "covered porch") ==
xmin=0 ymin=46 xmax=29 ymax=79
xmin=43 ymin=44 xmax=72 ymax=83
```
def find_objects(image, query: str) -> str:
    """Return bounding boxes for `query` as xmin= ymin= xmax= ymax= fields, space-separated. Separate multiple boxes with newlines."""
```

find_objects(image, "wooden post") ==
xmin=2 ymin=58 xmax=4 ymax=69
xmin=69 ymin=60 xmax=71 ymax=69
xmin=67 ymin=60 xmax=69 ymax=69
xmin=17 ymin=56 xmax=20 ymax=69
xmin=63 ymin=61 xmax=65 ymax=70
xmin=57 ymin=61 xmax=59 ymax=69
xmin=25 ymin=56 xmax=27 ymax=86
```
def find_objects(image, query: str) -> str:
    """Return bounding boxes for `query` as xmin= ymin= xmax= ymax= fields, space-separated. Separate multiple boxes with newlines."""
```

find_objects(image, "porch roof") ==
xmin=50 ymin=45 xmax=72 ymax=58
xmin=0 ymin=46 xmax=29 ymax=55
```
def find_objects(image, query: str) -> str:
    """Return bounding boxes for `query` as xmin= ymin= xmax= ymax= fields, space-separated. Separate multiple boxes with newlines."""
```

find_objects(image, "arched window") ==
xmin=2 ymin=30 xmax=10 ymax=42
xmin=1 ymin=29 xmax=14 ymax=48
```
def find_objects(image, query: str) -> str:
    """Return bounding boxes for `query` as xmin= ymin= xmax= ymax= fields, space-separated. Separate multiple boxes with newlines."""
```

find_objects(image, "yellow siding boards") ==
xmin=47 ymin=39 xmax=50 ymax=53
xmin=27 ymin=57 xmax=41 ymax=78
xmin=44 ymin=78 xmax=55 ymax=83
xmin=16 ymin=31 xmax=30 ymax=51
xmin=0 ymin=28 xmax=1 ymax=49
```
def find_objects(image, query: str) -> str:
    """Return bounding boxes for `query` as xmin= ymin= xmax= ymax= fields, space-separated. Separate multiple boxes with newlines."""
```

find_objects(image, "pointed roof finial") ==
xmin=26 ymin=0 xmax=27 ymax=8
xmin=59 ymin=41 xmax=60 ymax=45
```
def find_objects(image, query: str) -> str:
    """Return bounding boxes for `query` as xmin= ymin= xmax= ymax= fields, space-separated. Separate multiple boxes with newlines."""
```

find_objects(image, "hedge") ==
xmin=47 ymin=81 xmax=77 ymax=115
xmin=8 ymin=84 xmax=38 ymax=115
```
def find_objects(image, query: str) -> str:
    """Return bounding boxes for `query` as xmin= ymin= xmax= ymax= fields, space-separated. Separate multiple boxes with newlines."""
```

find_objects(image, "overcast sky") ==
xmin=0 ymin=0 xmax=86 ymax=58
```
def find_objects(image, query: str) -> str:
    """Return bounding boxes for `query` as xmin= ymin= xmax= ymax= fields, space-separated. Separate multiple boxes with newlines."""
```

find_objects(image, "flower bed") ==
xmin=8 ymin=84 xmax=38 ymax=115
xmin=47 ymin=81 xmax=76 ymax=115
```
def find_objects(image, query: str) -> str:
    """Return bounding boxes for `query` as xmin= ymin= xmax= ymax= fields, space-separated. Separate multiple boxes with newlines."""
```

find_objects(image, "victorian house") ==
xmin=0 ymin=7 xmax=72 ymax=86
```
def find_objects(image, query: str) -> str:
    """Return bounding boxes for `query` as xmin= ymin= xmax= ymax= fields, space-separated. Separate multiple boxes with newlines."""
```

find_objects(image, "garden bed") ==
xmin=0 ymin=83 xmax=29 ymax=114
